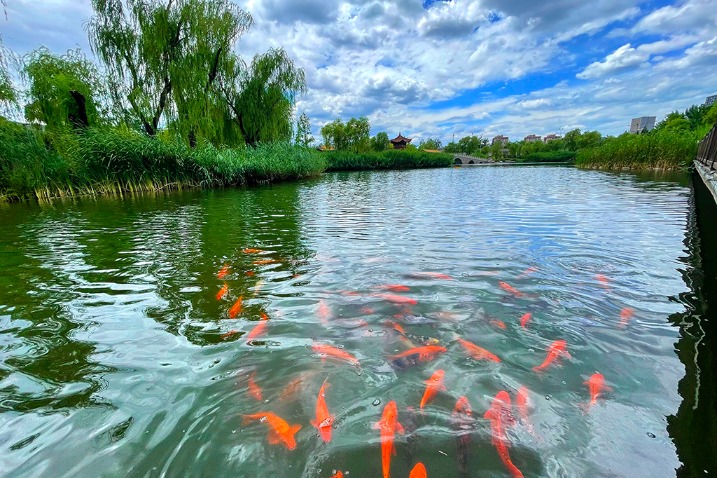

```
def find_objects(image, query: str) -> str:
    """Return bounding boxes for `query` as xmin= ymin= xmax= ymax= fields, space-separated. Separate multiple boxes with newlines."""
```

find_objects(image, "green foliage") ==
xmin=228 ymin=48 xmax=306 ymax=146
xmin=295 ymin=112 xmax=313 ymax=147
xmin=320 ymin=116 xmax=371 ymax=152
xmin=23 ymin=48 xmax=106 ymax=131
xmin=522 ymin=151 xmax=577 ymax=162
xmin=418 ymin=137 xmax=442 ymax=150
xmin=0 ymin=37 xmax=17 ymax=115
xmin=323 ymin=149 xmax=453 ymax=171
xmin=702 ymin=103 xmax=717 ymax=126
xmin=575 ymin=129 xmax=698 ymax=170
xmin=371 ymin=131 xmax=389 ymax=152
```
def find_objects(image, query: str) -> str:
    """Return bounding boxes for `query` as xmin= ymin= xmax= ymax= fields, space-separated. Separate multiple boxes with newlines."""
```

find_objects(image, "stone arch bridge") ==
xmin=453 ymin=155 xmax=494 ymax=165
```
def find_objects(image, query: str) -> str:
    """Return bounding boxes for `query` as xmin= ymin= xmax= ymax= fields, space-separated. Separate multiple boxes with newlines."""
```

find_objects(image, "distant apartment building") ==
xmin=629 ymin=116 xmax=656 ymax=134
xmin=524 ymin=134 xmax=541 ymax=142
xmin=543 ymin=134 xmax=561 ymax=143
xmin=492 ymin=135 xmax=509 ymax=145
xmin=706 ymin=95 xmax=717 ymax=107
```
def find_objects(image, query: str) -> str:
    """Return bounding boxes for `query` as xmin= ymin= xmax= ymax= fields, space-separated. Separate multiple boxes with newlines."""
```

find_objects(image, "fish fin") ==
xmin=564 ymin=351 xmax=573 ymax=359
xmin=604 ymin=385 xmax=614 ymax=392
xmin=291 ymin=424 xmax=302 ymax=434
xmin=372 ymin=420 xmax=383 ymax=430
xmin=484 ymin=410 xmax=495 ymax=420
xmin=396 ymin=421 xmax=405 ymax=435
xmin=267 ymin=431 xmax=281 ymax=445
xmin=310 ymin=419 xmax=317 ymax=427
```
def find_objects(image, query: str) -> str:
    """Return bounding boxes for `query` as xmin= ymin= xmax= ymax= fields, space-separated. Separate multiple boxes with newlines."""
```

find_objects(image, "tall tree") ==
xmin=295 ymin=112 xmax=314 ymax=147
xmin=23 ymin=48 xmax=106 ymax=130
xmin=320 ymin=117 xmax=370 ymax=152
xmin=224 ymin=47 xmax=305 ymax=146
xmin=371 ymin=131 xmax=389 ymax=152
xmin=418 ymin=137 xmax=442 ymax=150
xmin=0 ymin=36 xmax=17 ymax=117
xmin=87 ymin=0 xmax=252 ymax=141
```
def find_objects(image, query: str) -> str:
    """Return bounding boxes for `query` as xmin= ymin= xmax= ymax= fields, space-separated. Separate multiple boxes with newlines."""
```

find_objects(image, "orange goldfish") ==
xmin=409 ymin=463 xmax=427 ymax=478
xmin=372 ymin=400 xmax=405 ymax=478
xmin=310 ymin=380 xmax=334 ymax=443
xmin=228 ymin=296 xmax=243 ymax=318
xmin=420 ymin=370 xmax=446 ymax=410
xmin=246 ymin=314 xmax=269 ymax=340
xmin=595 ymin=274 xmax=609 ymax=284
xmin=217 ymin=264 xmax=230 ymax=279
xmin=456 ymin=338 xmax=501 ymax=363
xmin=499 ymin=281 xmax=524 ymax=298
xmin=389 ymin=345 xmax=447 ymax=364
xmin=452 ymin=396 xmax=472 ymax=420
xmin=533 ymin=339 xmax=571 ymax=372
xmin=330 ymin=472 xmax=344 ymax=478
xmin=517 ymin=266 xmax=538 ymax=279
xmin=515 ymin=386 xmax=536 ymax=436
xmin=386 ymin=320 xmax=406 ymax=335
xmin=220 ymin=330 xmax=239 ymax=340
xmin=619 ymin=307 xmax=634 ymax=328
xmin=379 ymin=284 xmax=411 ymax=292
xmin=312 ymin=343 xmax=360 ymax=366
xmin=484 ymin=391 xmax=522 ymax=478
xmin=373 ymin=293 xmax=418 ymax=305
xmin=242 ymin=411 xmax=301 ymax=450
xmin=584 ymin=372 xmax=612 ymax=407
xmin=246 ymin=271 xmax=256 ymax=277
xmin=243 ymin=248 xmax=264 ymax=254
xmin=520 ymin=312 xmax=532 ymax=329
xmin=248 ymin=371 xmax=262 ymax=401
xmin=490 ymin=319 xmax=507 ymax=329
xmin=412 ymin=272 xmax=453 ymax=280
xmin=216 ymin=283 xmax=229 ymax=300
xmin=317 ymin=300 xmax=331 ymax=326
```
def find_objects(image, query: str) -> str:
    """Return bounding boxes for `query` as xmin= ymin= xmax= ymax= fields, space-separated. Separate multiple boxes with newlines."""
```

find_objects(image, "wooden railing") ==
xmin=697 ymin=125 xmax=717 ymax=170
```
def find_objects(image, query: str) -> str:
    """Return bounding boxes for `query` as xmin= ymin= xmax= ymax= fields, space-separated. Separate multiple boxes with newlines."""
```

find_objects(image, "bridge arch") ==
xmin=454 ymin=157 xmax=463 ymax=165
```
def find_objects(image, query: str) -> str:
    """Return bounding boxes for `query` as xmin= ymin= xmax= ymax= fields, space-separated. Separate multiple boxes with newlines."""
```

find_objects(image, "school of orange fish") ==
xmin=216 ymin=249 xmax=625 ymax=478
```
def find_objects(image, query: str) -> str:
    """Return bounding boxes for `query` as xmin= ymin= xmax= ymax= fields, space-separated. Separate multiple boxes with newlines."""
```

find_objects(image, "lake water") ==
xmin=1 ymin=166 xmax=715 ymax=477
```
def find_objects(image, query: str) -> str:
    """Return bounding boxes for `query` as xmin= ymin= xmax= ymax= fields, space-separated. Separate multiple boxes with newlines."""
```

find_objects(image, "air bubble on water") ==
xmin=232 ymin=430 xmax=236 ymax=434
xmin=368 ymin=328 xmax=373 ymax=332
xmin=356 ymin=370 xmax=363 ymax=376
xmin=647 ymin=432 xmax=656 ymax=438
xmin=264 ymin=399 xmax=270 ymax=403
xmin=373 ymin=398 xmax=381 ymax=406
xmin=528 ymin=348 xmax=535 ymax=353
xmin=260 ymin=416 xmax=267 ymax=423
xmin=545 ymin=395 xmax=552 ymax=401
xmin=561 ymin=380 xmax=567 ymax=385
xmin=502 ymin=339 xmax=507 ymax=344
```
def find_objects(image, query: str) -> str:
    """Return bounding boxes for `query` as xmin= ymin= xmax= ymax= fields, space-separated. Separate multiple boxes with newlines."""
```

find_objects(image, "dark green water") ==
xmin=0 ymin=166 xmax=714 ymax=477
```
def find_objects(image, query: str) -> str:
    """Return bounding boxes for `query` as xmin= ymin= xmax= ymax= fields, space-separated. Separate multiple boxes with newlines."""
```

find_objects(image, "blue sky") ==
xmin=2 ymin=0 xmax=717 ymax=145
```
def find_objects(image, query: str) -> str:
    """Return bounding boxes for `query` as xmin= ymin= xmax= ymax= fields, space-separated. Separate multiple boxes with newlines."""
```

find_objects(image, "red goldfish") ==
xmin=330 ymin=472 xmax=344 ymax=478
xmin=420 ymin=370 xmax=446 ymax=410
xmin=499 ymin=281 xmax=525 ymax=298
xmin=228 ymin=296 xmax=243 ymax=318
xmin=515 ymin=386 xmax=536 ymax=436
xmin=520 ymin=312 xmax=532 ymax=329
xmin=242 ymin=411 xmax=301 ymax=450
xmin=217 ymin=264 xmax=230 ymax=279
xmin=484 ymin=391 xmax=523 ymax=478
xmin=216 ymin=283 xmax=229 ymax=300
xmin=220 ymin=330 xmax=239 ymax=340
xmin=378 ymin=284 xmax=411 ymax=292
xmin=246 ymin=314 xmax=269 ymax=340
xmin=372 ymin=400 xmax=405 ymax=478
xmin=389 ymin=345 xmax=447 ymax=364
xmin=490 ymin=319 xmax=507 ymax=329
xmin=595 ymin=274 xmax=609 ymax=284
xmin=409 ymin=463 xmax=427 ymax=478
xmin=619 ymin=307 xmax=634 ymax=328
xmin=533 ymin=339 xmax=571 ymax=372
xmin=243 ymin=248 xmax=264 ymax=254
xmin=456 ymin=338 xmax=501 ymax=363
xmin=412 ymin=272 xmax=453 ymax=280
xmin=453 ymin=396 xmax=472 ymax=420
xmin=373 ymin=293 xmax=418 ymax=305
xmin=312 ymin=343 xmax=360 ymax=366
xmin=310 ymin=380 xmax=334 ymax=443
xmin=248 ymin=371 xmax=262 ymax=401
xmin=317 ymin=300 xmax=331 ymax=326
xmin=585 ymin=373 xmax=612 ymax=407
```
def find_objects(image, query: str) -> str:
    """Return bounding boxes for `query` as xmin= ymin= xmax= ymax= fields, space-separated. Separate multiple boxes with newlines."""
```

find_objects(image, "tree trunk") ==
xmin=69 ymin=90 xmax=89 ymax=129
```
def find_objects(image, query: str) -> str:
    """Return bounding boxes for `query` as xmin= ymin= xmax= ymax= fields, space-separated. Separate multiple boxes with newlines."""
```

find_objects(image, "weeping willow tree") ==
xmin=222 ymin=48 xmax=306 ymax=147
xmin=23 ymin=48 xmax=107 ymax=130
xmin=0 ymin=36 xmax=17 ymax=118
xmin=87 ymin=0 xmax=252 ymax=143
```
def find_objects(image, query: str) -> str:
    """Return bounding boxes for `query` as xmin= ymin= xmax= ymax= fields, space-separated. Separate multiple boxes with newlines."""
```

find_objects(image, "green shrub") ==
xmin=523 ymin=151 xmax=577 ymax=162
xmin=324 ymin=149 xmax=453 ymax=171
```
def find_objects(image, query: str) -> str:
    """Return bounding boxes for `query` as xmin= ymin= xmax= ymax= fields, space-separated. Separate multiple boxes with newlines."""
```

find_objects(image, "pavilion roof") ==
xmin=390 ymin=133 xmax=412 ymax=143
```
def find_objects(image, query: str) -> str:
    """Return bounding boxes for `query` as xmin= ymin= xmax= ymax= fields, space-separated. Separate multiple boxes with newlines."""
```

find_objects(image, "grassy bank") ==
xmin=575 ymin=130 xmax=701 ymax=171
xmin=0 ymin=121 xmax=327 ymax=201
xmin=324 ymin=149 xmax=453 ymax=171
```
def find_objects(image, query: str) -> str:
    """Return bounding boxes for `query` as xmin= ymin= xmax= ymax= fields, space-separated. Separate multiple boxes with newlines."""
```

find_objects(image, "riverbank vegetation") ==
xmin=0 ymin=0 xmax=329 ymax=202
xmin=324 ymin=149 xmax=452 ymax=171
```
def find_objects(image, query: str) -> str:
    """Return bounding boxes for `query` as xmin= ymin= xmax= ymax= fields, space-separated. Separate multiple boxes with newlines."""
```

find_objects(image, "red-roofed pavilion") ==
xmin=390 ymin=133 xmax=412 ymax=150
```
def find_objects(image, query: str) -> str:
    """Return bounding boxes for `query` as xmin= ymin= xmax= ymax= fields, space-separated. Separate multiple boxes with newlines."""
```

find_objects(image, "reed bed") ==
xmin=324 ymin=149 xmax=453 ymax=171
xmin=575 ymin=130 xmax=699 ymax=171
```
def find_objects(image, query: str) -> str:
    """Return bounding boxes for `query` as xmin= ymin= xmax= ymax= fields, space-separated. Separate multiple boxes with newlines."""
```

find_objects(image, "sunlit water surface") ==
xmin=0 ymin=166 xmax=699 ymax=477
